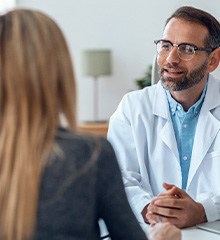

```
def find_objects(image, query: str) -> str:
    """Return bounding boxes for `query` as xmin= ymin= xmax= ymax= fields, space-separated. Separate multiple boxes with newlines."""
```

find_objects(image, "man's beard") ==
xmin=160 ymin=59 xmax=209 ymax=91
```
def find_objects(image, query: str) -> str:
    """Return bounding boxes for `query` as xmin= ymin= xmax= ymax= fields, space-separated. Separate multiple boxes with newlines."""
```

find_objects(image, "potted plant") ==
xmin=135 ymin=64 xmax=152 ymax=89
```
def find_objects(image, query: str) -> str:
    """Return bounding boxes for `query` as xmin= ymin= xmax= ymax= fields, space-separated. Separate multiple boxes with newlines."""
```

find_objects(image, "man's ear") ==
xmin=207 ymin=48 xmax=220 ymax=73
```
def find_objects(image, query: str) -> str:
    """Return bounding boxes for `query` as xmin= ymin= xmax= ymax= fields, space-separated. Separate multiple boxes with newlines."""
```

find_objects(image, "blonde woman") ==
xmin=0 ymin=9 xmax=180 ymax=240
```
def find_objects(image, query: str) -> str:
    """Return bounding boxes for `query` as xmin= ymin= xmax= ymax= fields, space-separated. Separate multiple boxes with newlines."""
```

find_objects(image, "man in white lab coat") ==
xmin=108 ymin=6 xmax=220 ymax=229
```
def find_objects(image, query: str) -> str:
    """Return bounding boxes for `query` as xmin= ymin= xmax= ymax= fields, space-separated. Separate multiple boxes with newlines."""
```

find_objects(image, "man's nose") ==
xmin=166 ymin=45 xmax=181 ymax=64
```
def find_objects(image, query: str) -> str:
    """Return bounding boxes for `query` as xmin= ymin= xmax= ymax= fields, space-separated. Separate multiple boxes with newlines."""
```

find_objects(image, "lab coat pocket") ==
xmin=202 ymin=151 xmax=220 ymax=182
xmin=204 ymin=151 xmax=220 ymax=161
xmin=198 ymin=151 xmax=220 ymax=190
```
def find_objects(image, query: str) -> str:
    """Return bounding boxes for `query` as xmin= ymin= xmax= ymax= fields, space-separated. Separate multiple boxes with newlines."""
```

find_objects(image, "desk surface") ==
xmin=100 ymin=220 xmax=220 ymax=239
xmin=141 ymin=224 xmax=220 ymax=240
xmin=181 ymin=226 xmax=220 ymax=240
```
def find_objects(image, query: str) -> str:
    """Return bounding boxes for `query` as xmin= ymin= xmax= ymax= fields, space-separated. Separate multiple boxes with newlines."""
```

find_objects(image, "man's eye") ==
xmin=179 ymin=45 xmax=194 ymax=54
xmin=161 ymin=43 xmax=171 ymax=50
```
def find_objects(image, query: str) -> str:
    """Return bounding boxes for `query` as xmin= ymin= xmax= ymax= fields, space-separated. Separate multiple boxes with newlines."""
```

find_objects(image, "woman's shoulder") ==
xmin=55 ymin=128 xmax=110 ymax=152
xmin=53 ymin=128 xmax=113 ymax=168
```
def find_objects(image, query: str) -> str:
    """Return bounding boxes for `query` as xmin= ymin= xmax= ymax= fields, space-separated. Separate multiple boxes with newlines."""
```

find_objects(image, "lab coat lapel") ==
xmin=160 ymin=121 xmax=179 ymax=161
xmin=153 ymin=82 xmax=179 ymax=161
xmin=187 ymin=76 xmax=220 ymax=188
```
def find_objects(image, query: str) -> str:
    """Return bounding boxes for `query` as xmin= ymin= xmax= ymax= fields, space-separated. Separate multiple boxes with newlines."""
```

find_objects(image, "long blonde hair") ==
xmin=0 ymin=9 xmax=76 ymax=239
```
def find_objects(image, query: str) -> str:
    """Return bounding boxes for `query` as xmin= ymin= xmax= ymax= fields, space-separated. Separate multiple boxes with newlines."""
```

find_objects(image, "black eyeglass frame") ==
xmin=154 ymin=39 xmax=216 ymax=60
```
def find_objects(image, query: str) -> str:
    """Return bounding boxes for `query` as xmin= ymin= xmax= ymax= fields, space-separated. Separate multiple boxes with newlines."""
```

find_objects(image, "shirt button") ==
xmin=183 ymin=156 xmax=188 ymax=160
xmin=183 ymin=124 xmax=187 ymax=128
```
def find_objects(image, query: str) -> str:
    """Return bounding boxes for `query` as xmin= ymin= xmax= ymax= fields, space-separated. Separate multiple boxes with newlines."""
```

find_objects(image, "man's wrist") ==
xmin=197 ymin=203 xmax=207 ymax=223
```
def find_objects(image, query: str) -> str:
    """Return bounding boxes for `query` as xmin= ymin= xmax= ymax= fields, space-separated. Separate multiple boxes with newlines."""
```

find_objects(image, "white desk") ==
xmin=181 ymin=227 xmax=220 ymax=240
xmin=142 ymin=223 xmax=220 ymax=240
xmin=100 ymin=220 xmax=220 ymax=239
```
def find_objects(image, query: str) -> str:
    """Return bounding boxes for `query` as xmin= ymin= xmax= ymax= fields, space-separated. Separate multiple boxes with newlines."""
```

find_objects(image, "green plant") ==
xmin=135 ymin=64 xmax=152 ymax=89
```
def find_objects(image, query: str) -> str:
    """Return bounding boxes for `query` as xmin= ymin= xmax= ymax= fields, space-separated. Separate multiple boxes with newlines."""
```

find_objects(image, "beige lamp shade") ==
xmin=81 ymin=50 xmax=112 ymax=78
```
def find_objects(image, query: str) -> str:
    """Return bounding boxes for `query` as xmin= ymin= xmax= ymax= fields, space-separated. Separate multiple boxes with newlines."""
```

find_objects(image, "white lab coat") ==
xmin=107 ymin=74 xmax=220 ymax=223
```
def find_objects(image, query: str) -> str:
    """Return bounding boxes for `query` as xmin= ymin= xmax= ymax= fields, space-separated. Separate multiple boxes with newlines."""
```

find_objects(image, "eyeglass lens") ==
xmin=156 ymin=41 xmax=195 ymax=61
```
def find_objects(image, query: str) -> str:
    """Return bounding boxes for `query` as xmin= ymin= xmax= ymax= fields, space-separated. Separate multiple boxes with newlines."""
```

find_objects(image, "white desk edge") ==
xmin=142 ymin=223 xmax=220 ymax=240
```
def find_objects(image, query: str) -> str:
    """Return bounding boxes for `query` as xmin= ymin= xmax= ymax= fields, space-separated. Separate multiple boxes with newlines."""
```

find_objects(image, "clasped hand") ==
xmin=144 ymin=182 xmax=207 ymax=228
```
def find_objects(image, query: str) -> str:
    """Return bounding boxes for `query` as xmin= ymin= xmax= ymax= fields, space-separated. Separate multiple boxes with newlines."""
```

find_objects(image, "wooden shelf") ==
xmin=77 ymin=121 xmax=108 ymax=137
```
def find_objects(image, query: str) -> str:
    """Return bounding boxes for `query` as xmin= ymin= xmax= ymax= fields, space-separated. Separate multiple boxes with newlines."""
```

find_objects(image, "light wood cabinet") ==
xmin=77 ymin=122 xmax=108 ymax=137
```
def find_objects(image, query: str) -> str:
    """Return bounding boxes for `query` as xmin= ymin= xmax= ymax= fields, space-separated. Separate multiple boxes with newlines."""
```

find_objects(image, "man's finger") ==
xmin=150 ymin=195 xmax=183 ymax=208
xmin=146 ymin=212 xmax=177 ymax=224
xmin=163 ymin=182 xmax=188 ymax=199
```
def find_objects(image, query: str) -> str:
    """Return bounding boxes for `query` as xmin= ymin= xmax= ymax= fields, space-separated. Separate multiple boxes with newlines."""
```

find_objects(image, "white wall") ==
xmin=16 ymin=0 xmax=220 ymax=122
xmin=0 ymin=0 xmax=15 ymax=13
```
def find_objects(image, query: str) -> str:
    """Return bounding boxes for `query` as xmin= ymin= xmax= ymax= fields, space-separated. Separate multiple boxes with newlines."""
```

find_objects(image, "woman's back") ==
xmin=34 ymin=129 xmax=147 ymax=240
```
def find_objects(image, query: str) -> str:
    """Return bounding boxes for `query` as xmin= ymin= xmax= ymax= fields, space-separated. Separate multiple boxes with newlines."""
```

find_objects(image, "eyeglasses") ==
xmin=154 ymin=39 xmax=215 ymax=61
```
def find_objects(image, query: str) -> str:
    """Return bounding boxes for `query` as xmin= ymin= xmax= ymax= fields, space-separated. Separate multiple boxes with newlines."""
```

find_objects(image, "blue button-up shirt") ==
xmin=166 ymin=80 xmax=208 ymax=189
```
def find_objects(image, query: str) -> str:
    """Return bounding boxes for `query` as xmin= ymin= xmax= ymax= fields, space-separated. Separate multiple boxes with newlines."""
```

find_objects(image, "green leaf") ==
xmin=135 ymin=64 xmax=152 ymax=89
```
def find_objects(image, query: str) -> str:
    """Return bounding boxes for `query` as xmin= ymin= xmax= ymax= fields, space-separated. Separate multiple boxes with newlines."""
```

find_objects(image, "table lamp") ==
xmin=81 ymin=49 xmax=112 ymax=122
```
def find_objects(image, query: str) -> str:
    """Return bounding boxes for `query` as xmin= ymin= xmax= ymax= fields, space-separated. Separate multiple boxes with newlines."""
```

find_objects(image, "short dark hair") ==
xmin=165 ymin=6 xmax=220 ymax=49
